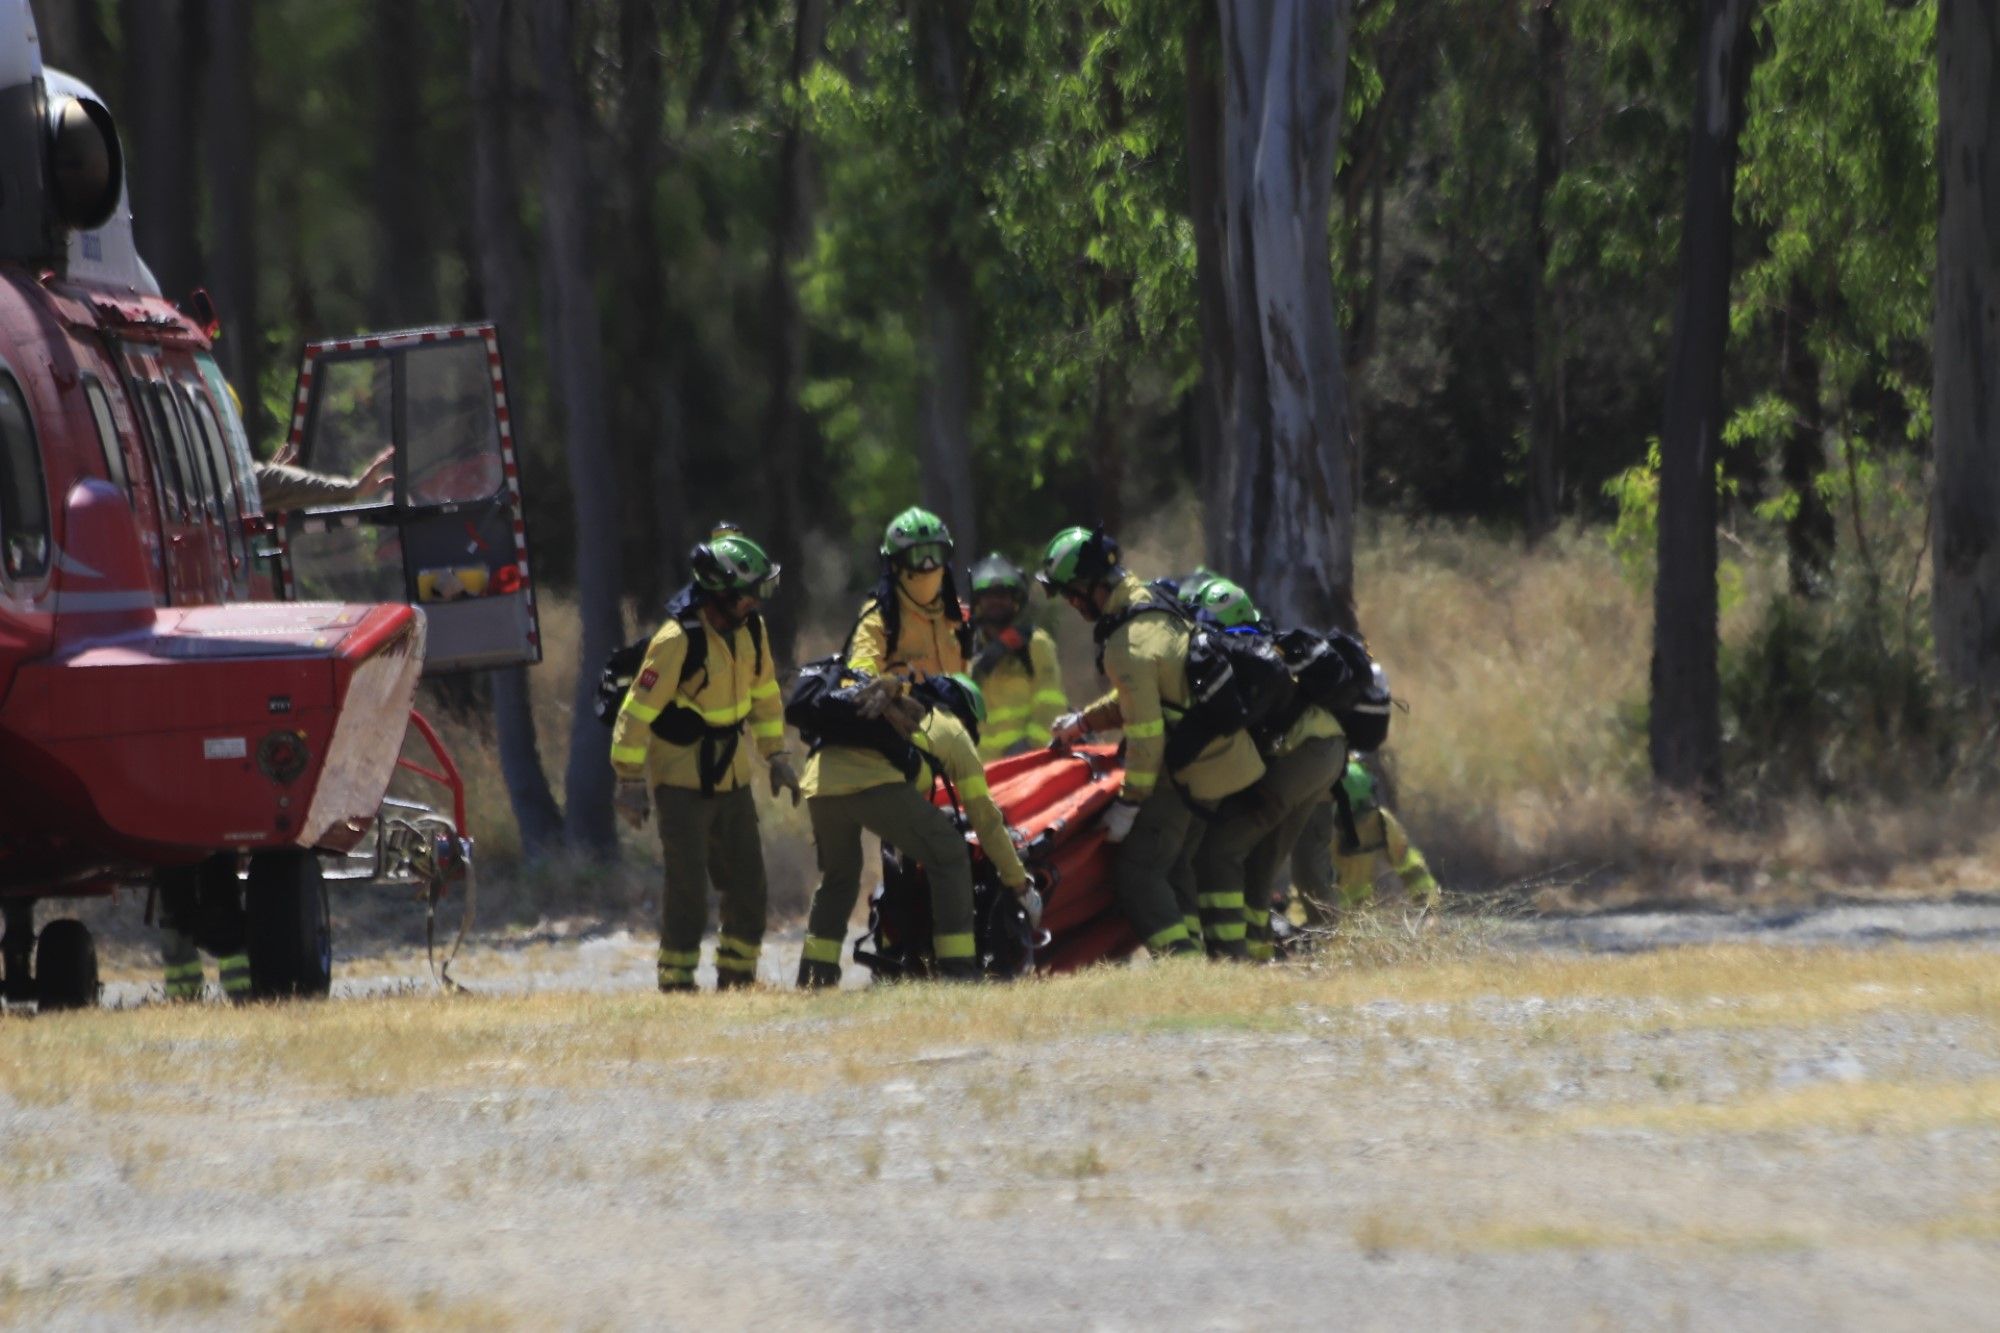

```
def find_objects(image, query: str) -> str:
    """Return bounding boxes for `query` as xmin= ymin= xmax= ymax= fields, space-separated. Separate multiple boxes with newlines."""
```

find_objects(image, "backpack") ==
xmin=783 ymin=656 xmax=925 ymax=782
xmin=1169 ymin=627 xmax=1297 ymax=769
xmin=1275 ymin=627 xmax=1392 ymax=752
xmin=593 ymin=583 xmax=767 ymax=731
xmin=1092 ymin=593 xmax=1292 ymax=770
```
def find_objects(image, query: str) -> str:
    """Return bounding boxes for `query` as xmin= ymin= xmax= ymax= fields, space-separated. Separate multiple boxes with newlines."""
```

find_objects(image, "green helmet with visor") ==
xmin=691 ymin=530 xmax=780 ymax=600
xmin=881 ymin=507 xmax=954 ymax=572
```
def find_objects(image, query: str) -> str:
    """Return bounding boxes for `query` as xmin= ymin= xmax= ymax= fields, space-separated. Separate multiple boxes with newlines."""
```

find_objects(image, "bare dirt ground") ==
xmin=5 ymin=900 xmax=2000 ymax=1331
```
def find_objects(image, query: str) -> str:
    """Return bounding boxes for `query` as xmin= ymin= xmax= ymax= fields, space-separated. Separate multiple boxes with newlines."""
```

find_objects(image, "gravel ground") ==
xmin=5 ymin=901 xmax=1999 ymax=1330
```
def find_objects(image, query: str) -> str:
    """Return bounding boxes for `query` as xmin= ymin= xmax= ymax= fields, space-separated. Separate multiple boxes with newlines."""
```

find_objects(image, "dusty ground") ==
xmin=4 ymin=903 xmax=1999 ymax=1331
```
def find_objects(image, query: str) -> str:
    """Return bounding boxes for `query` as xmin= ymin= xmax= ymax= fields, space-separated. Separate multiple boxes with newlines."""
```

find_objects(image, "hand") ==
xmin=614 ymin=779 xmax=652 ymax=830
xmin=358 ymin=445 xmax=396 ymax=493
xmin=1015 ymin=885 xmax=1044 ymax=932
xmin=768 ymin=754 xmax=802 ymax=807
xmin=853 ymin=677 xmax=899 ymax=720
xmin=1049 ymin=712 xmax=1088 ymax=745
xmin=1101 ymin=798 xmax=1141 ymax=843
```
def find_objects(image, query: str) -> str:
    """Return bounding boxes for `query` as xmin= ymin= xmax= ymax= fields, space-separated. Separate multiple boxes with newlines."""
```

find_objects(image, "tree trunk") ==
xmin=1779 ymin=281 xmax=1833 ymax=598
xmin=1650 ymin=0 xmax=1757 ymax=795
xmin=1213 ymin=0 xmax=1356 ymax=633
xmin=1934 ymin=0 xmax=2000 ymax=694
xmin=203 ymin=0 xmax=260 ymax=442
xmin=371 ymin=0 xmax=434 ymax=327
xmin=759 ymin=0 xmax=826 ymax=666
xmin=468 ymin=0 xmax=566 ymax=859
xmin=912 ymin=0 xmax=979 ymax=557
xmin=122 ymin=0 xmax=202 ymax=301
xmin=1185 ymin=7 xmax=1232 ymax=568
xmin=1525 ymin=0 xmax=1566 ymax=545
xmin=532 ymin=0 xmax=624 ymax=858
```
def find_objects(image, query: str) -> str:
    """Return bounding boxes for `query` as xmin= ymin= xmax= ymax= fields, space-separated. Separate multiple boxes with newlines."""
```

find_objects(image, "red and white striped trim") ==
xmin=480 ymin=325 xmax=541 ymax=657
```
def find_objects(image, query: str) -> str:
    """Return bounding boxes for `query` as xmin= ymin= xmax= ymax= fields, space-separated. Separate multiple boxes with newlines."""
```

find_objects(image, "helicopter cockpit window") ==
xmin=81 ymin=375 xmax=128 ymax=499
xmin=0 ymin=370 xmax=50 ymax=581
xmin=404 ymin=342 xmax=503 ymax=507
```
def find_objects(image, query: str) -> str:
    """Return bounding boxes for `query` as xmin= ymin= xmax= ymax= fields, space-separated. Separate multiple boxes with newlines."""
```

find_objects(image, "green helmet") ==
xmin=691 ymin=530 xmax=780 ymax=599
xmin=1341 ymin=760 xmax=1377 ymax=811
xmin=881 ymin=507 xmax=954 ymax=571
xmin=1172 ymin=568 xmax=1222 ymax=602
xmin=1036 ymin=526 xmax=1119 ymax=596
xmin=917 ymin=671 xmax=988 ymax=733
xmin=969 ymin=552 xmax=1029 ymax=598
xmin=1196 ymin=578 xmax=1261 ymax=629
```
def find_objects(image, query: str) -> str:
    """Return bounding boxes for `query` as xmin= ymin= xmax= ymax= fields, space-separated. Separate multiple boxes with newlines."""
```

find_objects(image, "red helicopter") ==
xmin=0 ymin=15 xmax=540 ymax=1009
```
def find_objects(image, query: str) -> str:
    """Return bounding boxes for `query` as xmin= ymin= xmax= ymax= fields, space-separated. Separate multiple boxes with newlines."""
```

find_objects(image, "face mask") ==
xmin=900 ymin=568 xmax=945 ymax=605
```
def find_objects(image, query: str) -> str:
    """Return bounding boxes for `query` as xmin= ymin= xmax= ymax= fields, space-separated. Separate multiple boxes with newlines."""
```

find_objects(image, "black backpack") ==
xmin=594 ymin=584 xmax=767 ymax=732
xmin=1275 ymin=627 xmax=1392 ymax=752
xmin=1169 ymin=626 xmax=1297 ymax=768
xmin=783 ymin=657 xmax=925 ymax=782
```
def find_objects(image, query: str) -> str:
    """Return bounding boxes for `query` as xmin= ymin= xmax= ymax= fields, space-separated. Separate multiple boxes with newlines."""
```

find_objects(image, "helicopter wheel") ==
xmin=35 ymin=919 xmax=100 ymax=1012
xmin=246 ymin=852 xmax=331 ymax=1000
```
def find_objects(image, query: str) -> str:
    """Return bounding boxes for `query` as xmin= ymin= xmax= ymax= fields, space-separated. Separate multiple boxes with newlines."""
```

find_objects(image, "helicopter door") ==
xmin=281 ymin=324 xmax=540 ymax=674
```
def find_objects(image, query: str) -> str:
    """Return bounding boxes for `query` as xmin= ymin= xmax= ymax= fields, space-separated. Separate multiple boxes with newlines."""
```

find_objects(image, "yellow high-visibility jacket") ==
xmin=608 ymin=613 xmax=785 ymax=792
xmin=1078 ymin=573 xmax=1265 ymax=805
xmin=801 ymin=708 xmax=1028 ymax=889
xmin=845 ymin=583 xmax=970 ymax=680
xmin=971 ymin=625 xmax=1066 ymax=759
xmin=1265 ymin=703 xmax=1345 ymax=758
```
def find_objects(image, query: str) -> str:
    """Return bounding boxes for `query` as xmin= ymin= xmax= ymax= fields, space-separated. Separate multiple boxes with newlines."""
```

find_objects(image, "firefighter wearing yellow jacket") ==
xmin=845 ymin=507 xmax=972 ymax=681
xmin=967 ymin=553 xmax=1067 ymax=758
xmin=1039 ymin=527 xmax=1265 ymax=957
xmin=797 ymin=674 xmax=1038 ymax=988
xmin=610 ymin=531 xmax=799 ymax=992
xmin=1330 ymin=759 xmax=1439 ymax=916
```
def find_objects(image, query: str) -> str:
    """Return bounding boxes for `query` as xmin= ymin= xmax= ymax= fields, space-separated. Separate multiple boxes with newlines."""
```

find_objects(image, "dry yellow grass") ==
xmin=7 ymin=940 xmax=1995 ymax=1109
xmin=1566 ymin=1077 xmax=2000 ymax=1137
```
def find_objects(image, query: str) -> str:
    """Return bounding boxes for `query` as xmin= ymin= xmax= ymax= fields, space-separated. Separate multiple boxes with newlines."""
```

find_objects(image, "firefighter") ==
xmin=155 ymin=863 xmax=249 ymax=1003
xmin=1326 ymin=759 xmax=1439 ymax=919
xmin=967 ymin=552 xmax=1067 ymax=759
xmin=1039 ymin=527 xmax=1265 ymax=958
xmin=797 ymin=674 xmax=1038 ymax=988
xmin=254 ymin=447 xmax=396 ymax=511
xmin=1184 ymin=580 xmax=1347 ymax=961
xmin=610 ymin=529 xmax=799 ymax=992
xmin=844 ymin=507 xmax=973 ymax=681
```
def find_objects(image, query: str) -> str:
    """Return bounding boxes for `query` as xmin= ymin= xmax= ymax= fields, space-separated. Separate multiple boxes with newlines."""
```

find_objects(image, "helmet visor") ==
xmin=900 ymin=541 xmax=951 ymax=572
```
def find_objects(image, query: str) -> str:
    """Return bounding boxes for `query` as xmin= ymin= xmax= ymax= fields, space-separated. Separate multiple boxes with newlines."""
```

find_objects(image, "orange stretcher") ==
xmin=856 ymin=744 xmax=1141 ymax=979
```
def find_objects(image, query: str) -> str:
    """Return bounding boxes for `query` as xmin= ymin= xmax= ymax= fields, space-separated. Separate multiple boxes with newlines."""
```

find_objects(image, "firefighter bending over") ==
xmin=1324 ymin=759 xmax=1439 ymax=919
xmin=610 ymin=529 xmax=799 ymax=992
xmin=966 ymin=552 xmax=1067 ymax=759
xmin=797 ymin=674 xmax=1036 ymax=988
xmin=1039 ymin=526 xmax=1264 ymax=958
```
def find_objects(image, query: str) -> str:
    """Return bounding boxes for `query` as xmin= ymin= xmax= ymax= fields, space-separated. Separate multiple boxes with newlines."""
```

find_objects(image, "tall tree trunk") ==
xmin=1779 ymin=281 xmax=1833 ymax=598
xmin=912 ymin=0 xmax=979 ymax=557
xmin=1934 ymin=0 xmax=2000 ymax=694
xmin=533 ymin=0 xmax=624 ymax=857
xmin=1185 ymin=7 xmax=1232 ymax=567
xmin=613 ymin=0 xmax=691 ymax=615
xmin=371 ymin=0 xmax=434 ymax=327
xmin=468 ymin=0 xmax=566 ymax=859
xmin=760 ymin=0 xmax=826 ymax=666
xmin=204 ymin=0 xmax=261 ymax=442
xmin=1525 ymin=0 xmax=1566 ymax=545
xmin=1213 ymin=0 xmax=1356 ymax=633
xmin=123 ymin=0 xmax=202 ymax=301
xmin=1650 ymin=0 xmax=1756 ymax=795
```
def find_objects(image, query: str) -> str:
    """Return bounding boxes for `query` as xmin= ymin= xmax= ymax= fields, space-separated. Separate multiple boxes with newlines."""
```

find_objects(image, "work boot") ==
xmin=934 ymin=956 xmax=982 ymax=983
xmin=715 ymin=968 xmax=756 ymax=991
xmin=657 ymin=946 xmax=699 ymax=993
xmin=797 ymin=957 xmax=842 ymax=990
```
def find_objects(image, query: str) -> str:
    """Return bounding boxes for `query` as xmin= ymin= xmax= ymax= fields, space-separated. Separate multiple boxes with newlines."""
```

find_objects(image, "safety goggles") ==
xmin=900 ymin=542 xmax=951 ymax=572
xmin=735 ymin=567 xmax=781 ymax=603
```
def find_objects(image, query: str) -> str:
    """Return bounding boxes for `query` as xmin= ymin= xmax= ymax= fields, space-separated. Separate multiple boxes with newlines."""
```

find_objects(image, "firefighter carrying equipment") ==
xmin=608 ymin=587 xmax=786 ymax=798
xmin=1333 ymin=760 xmax=1439 ymax=910
xmin=1194 ymin=578 xmax=1262 ymax=630
xmin=1274 ymin=627 xmax=1393 ymax=753
xmin=798 ymin=700 xmax=1026 ymax=985
xmin=1036 ymin=525 xmax=1121 ymax=601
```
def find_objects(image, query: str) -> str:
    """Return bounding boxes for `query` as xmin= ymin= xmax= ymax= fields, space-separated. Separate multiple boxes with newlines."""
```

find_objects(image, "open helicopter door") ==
xmin=277 ymin=324 xmax=540 ymax=674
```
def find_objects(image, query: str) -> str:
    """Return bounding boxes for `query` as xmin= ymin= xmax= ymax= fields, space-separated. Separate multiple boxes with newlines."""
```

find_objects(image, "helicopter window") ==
xmin=80 ymin=375 xmax=128 ymax=498
xmin=185 ymin=384 xmax=245 ymax=571
xmin=152 ymin=382 xmax=206 ymax=520
xmin=305 ymin=356 xmax=395 ymax=492
xmin=0 ymin=371 xmax=50 ymax=581
xmin=138 ymin=382 xmax=189 ymax=518
xmin=193 ymin=352 xmax=263 ymax=519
